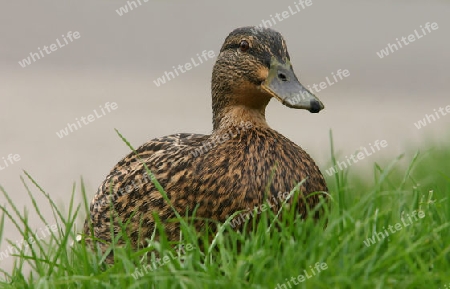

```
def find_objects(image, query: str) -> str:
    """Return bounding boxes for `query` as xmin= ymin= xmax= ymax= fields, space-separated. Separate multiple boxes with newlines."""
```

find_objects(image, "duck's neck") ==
xmin=213 ymin=105 xmax=269 ymax=133
xmin=212 ymin=85 xmax=272 ymax=131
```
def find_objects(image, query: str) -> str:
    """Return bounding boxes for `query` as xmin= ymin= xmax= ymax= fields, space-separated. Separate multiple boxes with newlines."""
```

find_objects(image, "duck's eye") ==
xmin=239 ymin=40 xmax=250 ymax=52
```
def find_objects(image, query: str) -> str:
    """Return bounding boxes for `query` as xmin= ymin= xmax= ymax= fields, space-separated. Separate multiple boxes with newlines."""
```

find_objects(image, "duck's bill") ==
xmin=261 ymin=57 xmax=324 ymax=113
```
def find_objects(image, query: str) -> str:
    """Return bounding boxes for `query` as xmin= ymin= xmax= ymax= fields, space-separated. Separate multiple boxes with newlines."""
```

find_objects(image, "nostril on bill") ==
xmin=278 ymin=72 xmax=287 ymax=82
xmin=309 ymin=99 xmax=322 ymax=113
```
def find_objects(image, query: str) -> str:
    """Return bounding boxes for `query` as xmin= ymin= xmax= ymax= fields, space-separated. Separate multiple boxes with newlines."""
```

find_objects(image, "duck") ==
xmin=83 ymin=26 xmax=328 ymax=257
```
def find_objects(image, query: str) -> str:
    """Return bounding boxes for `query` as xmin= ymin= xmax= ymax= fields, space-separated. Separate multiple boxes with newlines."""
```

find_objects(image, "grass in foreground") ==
xmin=0 ymin=133 xmax=449 ymax=289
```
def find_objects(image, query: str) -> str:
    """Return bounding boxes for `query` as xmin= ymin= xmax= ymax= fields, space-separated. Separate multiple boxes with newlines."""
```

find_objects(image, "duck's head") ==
xmin=212 ymin=26 xmax=324 ymax=130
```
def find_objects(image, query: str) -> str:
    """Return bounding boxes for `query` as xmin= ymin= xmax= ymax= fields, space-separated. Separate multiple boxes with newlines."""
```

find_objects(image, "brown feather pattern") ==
xmin=83 ymin=26 xmax=328 ymax=257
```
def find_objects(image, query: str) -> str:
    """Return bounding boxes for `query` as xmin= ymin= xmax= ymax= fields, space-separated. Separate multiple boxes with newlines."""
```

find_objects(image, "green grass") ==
xmin=0 ymin=132 xmax=449 ymax=289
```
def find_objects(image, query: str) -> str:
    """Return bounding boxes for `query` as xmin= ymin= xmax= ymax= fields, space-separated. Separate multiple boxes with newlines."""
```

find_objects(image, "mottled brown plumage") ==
xmin=83 ymin=27 xmax=328 ymax=257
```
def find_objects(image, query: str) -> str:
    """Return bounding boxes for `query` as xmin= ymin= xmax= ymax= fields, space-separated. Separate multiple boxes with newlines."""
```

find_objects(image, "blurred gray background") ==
xmin=0 ymin=0 xmax=449 ymax=274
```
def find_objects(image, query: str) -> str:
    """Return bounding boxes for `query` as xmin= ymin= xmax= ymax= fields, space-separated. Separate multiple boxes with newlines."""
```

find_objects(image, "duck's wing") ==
xmin=83 ymin=133 xmax=209 ymax=246
xmin=90 ymin=132 xmax=208 ymax=212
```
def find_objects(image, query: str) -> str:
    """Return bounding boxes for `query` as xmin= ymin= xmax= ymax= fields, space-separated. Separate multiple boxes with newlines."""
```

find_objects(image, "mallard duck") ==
xmin=83 ymin=26 xmax=328 ymax=255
